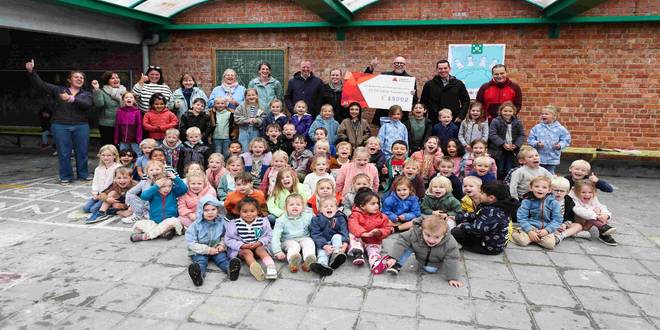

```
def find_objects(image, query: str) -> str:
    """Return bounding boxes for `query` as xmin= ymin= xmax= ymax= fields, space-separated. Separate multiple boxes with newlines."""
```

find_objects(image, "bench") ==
xmin=563 ymin=147 xmax=660 ymax=162
xmin=0 ymin=125 xmax=101 ymax=147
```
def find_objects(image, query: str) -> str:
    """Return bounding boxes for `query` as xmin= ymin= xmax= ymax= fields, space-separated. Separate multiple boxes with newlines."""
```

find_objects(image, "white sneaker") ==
xmin=121 ymin=215 xmax=141 ymax=224
xmin=265 ymin=266 xmax=278 ymax=280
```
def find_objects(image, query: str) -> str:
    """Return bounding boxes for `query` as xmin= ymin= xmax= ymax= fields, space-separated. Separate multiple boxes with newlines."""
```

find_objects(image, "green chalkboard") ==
xmin=214 ymin=49 xmax=288 ymax=88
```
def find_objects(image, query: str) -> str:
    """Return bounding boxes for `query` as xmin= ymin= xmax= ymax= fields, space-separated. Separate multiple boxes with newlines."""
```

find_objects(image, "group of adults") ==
xmin=25 ymin=55 xmax=522 ymax=184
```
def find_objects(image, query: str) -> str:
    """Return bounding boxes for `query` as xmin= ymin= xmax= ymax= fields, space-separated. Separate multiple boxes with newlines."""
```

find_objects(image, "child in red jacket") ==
xmin=143 ymin=93 xmax=178 ymax=140
xmin=348 ymin=188 xmax=393 ymax=274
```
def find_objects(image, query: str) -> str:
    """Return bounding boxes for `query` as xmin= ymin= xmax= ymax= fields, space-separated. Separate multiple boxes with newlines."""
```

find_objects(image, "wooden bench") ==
xmin=563 ymin=147 xmax=660 ymax=163
xmin=0 ymin=125 xmax=101 ymax=147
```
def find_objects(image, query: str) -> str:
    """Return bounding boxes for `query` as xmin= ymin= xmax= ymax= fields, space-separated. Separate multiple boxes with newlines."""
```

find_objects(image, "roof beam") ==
xmin=43 ymin=0 xmax=172 ymax=25
xmin=295 ymin=0 xmax=353 ymax=25
xmin=543 ymin=0 xmax=609 ymax=19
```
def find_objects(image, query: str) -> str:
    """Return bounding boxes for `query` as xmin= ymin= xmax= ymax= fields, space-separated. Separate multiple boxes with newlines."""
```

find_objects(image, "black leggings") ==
xmin=451 ymin=227 xmax=502 ymax=255
xmin=98 ymin=125 xmax=115 ymax=147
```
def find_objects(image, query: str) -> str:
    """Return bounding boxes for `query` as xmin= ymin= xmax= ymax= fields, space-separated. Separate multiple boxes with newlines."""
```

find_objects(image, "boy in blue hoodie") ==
xmin=308 ymin=104 xmax=339 ymax=145
xmin=186 ymin=196 xmax=242 ymax=286
xmin=132 ymin=173 xmax=188 ymax=242
xmin=432 ymin=109 xmax=459 ymax=148
xmin=511 ymin=176 xmax=562 ymax=249
xmin=310 ymin=198 xmax=349 ymax=276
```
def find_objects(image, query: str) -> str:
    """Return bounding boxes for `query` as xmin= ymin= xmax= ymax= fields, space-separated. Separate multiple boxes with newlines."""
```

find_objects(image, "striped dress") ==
xmin=132 ymin=83 xmax=172 ymax=112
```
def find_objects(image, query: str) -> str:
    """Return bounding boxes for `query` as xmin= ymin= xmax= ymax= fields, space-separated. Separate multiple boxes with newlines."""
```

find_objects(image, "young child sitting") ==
xmin=378 ymin=105 xmax=408 ymax=159
xmin=177 ymin=127 xmax=212 ymax=176
xmin=186 ymin=196 xmax=242 ymax=286
xmin=386 ymin=215 xmax=463 ymax=288
xmin=224 ymin=197 xmax=277 ymax=281
xmin=432 ymin=108 xmax=459 ymax=148
xmin=93 ymin=166 xmax=137 ymax=222
xmin=161 ymin=129 xmax=182 ymax=171
xmin=123 ymin=159 xmax=163 ymax=223
xmin=366 ymin=137 xmax=387 ymax=178
xmin=240 ymin=137 xmax=272 ymax=188
xmin=565 ymin=159 xmax=613 ymax=192
xmin=217 ymin=155 xmax=243 ymax=201
xmin=503 ymin=145 xmax=534 ymax=186
xmin=468 ymin=156 xmax=497 ymax=184
xmin=509 ymin=147 xmax=553 ymax=200
xmin=438 ymin=156 xmax=463 ymax=200
xmin=383 ymin=140 xmax=409 ymax=191
xmin=309 ymin=104 xmax=339 ymax=146
xmin=402 ymin=159 xmax=425 ymax=200
xmin=569 ymin=180 xmax=617 ymax=246
xmin=178 ymin=171 xmax=217 ymax=229
xmin=307 ymin=178 xmax=341 ymax=215
xmin=271 ymin=194 xmax=316 ymax=273
xmin=131 ymin=173 xmax=188 ymax=242
xmin=205 ymin=153 xmax=226 ymax=189
xmin=310 ymin=198 xmax=349 ymax=276
xmin=136 ymin=138 xmax=157 ymax=178
xmin=264 ymin=123 xmax=288 ymax=154
xmin=224 ymin=172 xmax=268 ymax=219
xmin=382 ymin=176 xmax=422 ymax=233
xmin=341 ymin=173 xmax=371 ymax=217
xmin=528 ymin=105 xmax=571 ymax=174
xmin=336 ymin=147 xmax=379 ymax=196
xmin=84 ymin=144 xmax=122 ymax=223
xmin=267 ymin=168 xmax=311 ymax=223
xmin=410 ymin=136 xmax=443 ymax=183
xmin=462 ymin=139 xmax=497 ymax=177
xmin=452 ymin=182 xmax=516 ymax=255
xmin=551 ymin=176 xmax=583 ymax=245
xmin=228 ymin=141 xmax=242 ymax=158
xmin=421 ymin=176 xmax=462 ymax=220
xmin=259 ymin=150 xmax=288 ymax=196
xmin=119 ymin=148 xmax=140 ymax=181
xmin=348 ymin=189 xmax=393 ymax=273
xmin=461 ymin=176 xmax=483 ymax=213
xmin=303 ymin=154 xmax=335 ymax=194
xmin=403 ymin=103 xmax=433 ymax=153
xmin=290 ymin=135 xmax=314 ymax=182
xmin=512 ymin=177 xmax=562 ymax=250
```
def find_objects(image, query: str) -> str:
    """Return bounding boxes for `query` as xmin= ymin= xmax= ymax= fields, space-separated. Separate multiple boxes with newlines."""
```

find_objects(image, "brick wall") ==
xmin=152 ymin=0 xmax=659 ymax=150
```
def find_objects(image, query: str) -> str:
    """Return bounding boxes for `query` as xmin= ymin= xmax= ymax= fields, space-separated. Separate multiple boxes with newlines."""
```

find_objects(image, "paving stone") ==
xmin=298 ymin=307 xmax=358 ymax=330
xmin=590 ymin=312 xmax=657 ymax=330
xmin=0 ymin=301 xmax=73 ymax=329
xmin=419 ymin=273 xmax=469 ymax=297
xmin=312 ymin=285 xmax=364 ymax=310
xmin=357 ymin=312 xmax=417 ymax=330
xmin=91 ymin=283 xmax=155 ymax=313
xmin=510 ymin=264 xmax=564 ymax=286
xmin=84 ymin=260 xmax=143 ymax=282
xmin=124 ymin=263 xmax=183 ymax=288
xmin=50 ymin=258 xmax=105 ymax=279
xmin=506 ymin=248 xmax=554 ymax=266
xmin=474 ymin=300 xmax=532 ymax=330
xmin=321 ymin=262 xmax=371 ymax=287
xmin=277 ymin=264 xmax=322 ymax=283
xmin=56 ymin=308 xmax=125 ymax=329
xmin=371 ymin=269 xmax=419 ymax=290
xmin=212 ymin=274 xmax=268 ymax=299
xmin=614 ymin=232 xmax=657 ymax=248
xmin=462 ymin=250 xmax=505 ymax=262
xmin=548 ymin=252 xmax=600 ymax=270
xmin=189 ymin=296 xmax=252 ymax=326
xmin=262 ymin=278 xmax=318 ymax=305
xmin=562 ymin=269 xmax=619 ymax=290
xmin=629 ymin=293 xmax=660 ymax=318
xmin=520 ymin=283 xmax=578 ymax=308
xmin=592 ymin=256 xmax=651 ymax=275
xmin=464 ymin=259 xmax=514 ymax=281
xmin=168 ymin=269 xmax=224 ymax=293
xmin=114 ymin=317 xmax=179 ymax=330
xmin=640 ymin=260 xmax=660 ymax=276
xmin=579 ymin=241 xmax=634 ymax=259
xmin=611 ymin=273 xmax=660 ymax=294
xmin=572 ymin=287 xmax=640 ymax=316
xmin=419 ymin=294 xmax=474 ymax=323
xmin=110 ymin=244 xmax=167 ymax=262
xmin=241 ymin=301 xmax=306 ymax=330
xmin=418 ymin=319 xmax=476 ymax=329
xmin=469 ymin=278 xmax=524 ymax=303
xmin=363 ymin=288 xmax=417 ymax=317
xmin=0 ymin=296 xmax=33 ymax=322
xmin=552 ymin=238 xmax=585 ymax=254
xmin=532 ymin=307 xmax=592 ymax=330
xmin=3 ymin=276 xmax=114 ymax=307
xmin=135 ymin=289 xmax=206 ymax=321
xmin=623 ymin=246 xmax=660 ymax=261
xmin=177 ymin=322 xmax=232 ymax=330
xmin=156 ymin=247 xmax=191 ymax=266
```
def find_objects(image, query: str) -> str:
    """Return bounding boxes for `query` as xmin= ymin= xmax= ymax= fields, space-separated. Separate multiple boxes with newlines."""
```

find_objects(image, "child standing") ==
xmin=206 ymin=153 xmax=226 ymax=189
xmin=177 ymin=127 xmax=212 ymax=176
xmin=310 ymin=198 xmax=349 ymax=276
xmin=488 ymin=102 xmax=526 ymax=179
xmin=208 ymin=98 xmax=235 ymax=157
xmin=452 ymin=182 xmax=516 ymax=255
xmin=382 ymin=176 xmax=422 ymax=233
xmin=336 ymin=147 xmax=379 ymax=196
xmin=142 ymin=93 xmax=178 ymax=140
xmin=224 ymin=172 xmax=268 ymax=219
xmin=178 ymin=171 xmax=217 ymax=229
xmin=217 ymin=155 xmax=243 ymax=201
xmin=432 ymin=109 xmax=459 ymax=148
xmin=259 ymin=150 xmax=288 ymax=196
xmin=131 ymin=173 xmax=188 ymax=242
xmin=271 ymin=194 xmax=316 ymax=273
xmin=267 ymin=168 xmax=311 ymax=220
xmin=240 ymin=137 xmax=272 ymax=188
xmin=262 ymin=99 xmax=289 ymax=131
xmin=528 ymin=105 xmax=571 ymax=174
xmin=461 ymin=176 xmax=483 ymax=213
xmin=410 ymin=136 xmax=443 ymax=183
xmin=186 ymin=196 xmax=242 ymax=286
xmin=341 ymin=173 xmax=372 ymax=217
xmin=512 ymin=177 xmax=562 ymax=250
xmin=348 ymin=189 xmax=393 ymax=272
xmin=442 ymin=138 xmax=465 ymax=178
xmin=303 ymin=154 xmax=335 ymax=194
xmin=438 ymin=156 xmax=463 ymax=200
xmin=469 ymin=156 xmax=497 ymax=184
xmin=383 ymin=140 xmax=408 ymax=191
xmin=224 ymin=197 xmax=278 ymax=281
xmin=565 ymin=160 xmax=614 ymax=192
xmin=84 ymin=145 xmax=122 ymax=223
xmin=114 ymin=92 xmax=143 ymax=155
xmin=337 ymin=102 xmax=371 ymax=148
xmin=179 ymin=98 xmax=212 ymax=143
xmin=308 ymin=104 xmax=340 ymax=145
xmin=291 ymin=100 xmax=313 ymax=136
xmin=551 ymin=176 xmax=583 ymax=245
xmin=234 ymin=88 xmax=266 ymax=152
xmin=570 ymin=180 xmax=617 ymax=246
xmin=458 ymin=102 xmax=489 ymax=150
xmin=509 ymin=148 xmax=553 ymax=200
xmin=378 ymin=105 xmax=408 ymax=159
xmin=463 ymin=140 xmax=497 ymax=177
xmin=290 ymin=135 xmax=313 ymax=182
xmin=404 ymin=103 xmax=433 ymax=153
xmin=162 ymin=128 xmax=183 ymax=170
xmin=421 ymin=176 xmax=462 ymax=218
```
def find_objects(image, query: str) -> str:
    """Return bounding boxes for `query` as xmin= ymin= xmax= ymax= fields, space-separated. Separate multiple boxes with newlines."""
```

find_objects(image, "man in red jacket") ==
xmin=476 ymin=64 xmax=523 ymax=122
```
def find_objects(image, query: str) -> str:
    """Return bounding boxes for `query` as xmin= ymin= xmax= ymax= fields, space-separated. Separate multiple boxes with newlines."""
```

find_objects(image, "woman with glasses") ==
xmin=132 ymin=65 xmax=172 ymax=113
xmin=365 ymin=56 xmax=418 ymax=126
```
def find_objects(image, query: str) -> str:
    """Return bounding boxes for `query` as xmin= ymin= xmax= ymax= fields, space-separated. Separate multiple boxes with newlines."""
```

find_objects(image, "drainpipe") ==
xmin=141 ymin=33 xmax=160 ymax=73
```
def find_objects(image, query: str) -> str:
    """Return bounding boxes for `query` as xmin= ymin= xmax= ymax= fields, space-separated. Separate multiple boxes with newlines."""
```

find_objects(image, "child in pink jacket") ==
xmin=178 ymin=171 xmax=217 ymax=228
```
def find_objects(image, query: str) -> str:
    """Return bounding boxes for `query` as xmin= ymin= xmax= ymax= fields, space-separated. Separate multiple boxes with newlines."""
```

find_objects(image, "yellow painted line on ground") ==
xmin=0 ymin=184 xmax=29 ymax=189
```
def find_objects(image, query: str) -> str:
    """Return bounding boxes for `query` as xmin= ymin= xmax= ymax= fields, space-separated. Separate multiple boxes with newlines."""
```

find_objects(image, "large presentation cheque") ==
xmin=341 ymin=72 xmax=416 ymax=111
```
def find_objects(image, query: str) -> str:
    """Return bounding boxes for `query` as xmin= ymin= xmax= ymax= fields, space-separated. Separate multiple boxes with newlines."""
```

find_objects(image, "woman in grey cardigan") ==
xmin=92 ymin=71 xmax=126 ymax=146
xmin=168 ymin=73 xmax=208 ymax=118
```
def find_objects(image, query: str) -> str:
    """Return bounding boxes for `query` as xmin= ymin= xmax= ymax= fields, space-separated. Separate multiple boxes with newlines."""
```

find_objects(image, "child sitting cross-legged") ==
xmin=310 ymin=198 xmax=349 ymax=276
xmin=83 ymin=144 xmax=122 ymax=223
xmin=569 ymin=180 xmax=617 ymax=246
xmin=224 ymin=172 xmax=268 ymax=219
xmin=131 ymin=172 xmax=188 ymax=242
xmin=348 ymin=188 xmax=393 ymax=273
xmin=511 ymin=176 xmax=562 ymax=250
xmin=93 ymin=166 xmax=137 ymax=222
xmin=421 ymin=176 xmax=462 ymax=226
xmin=186 ymin=196 xmax=242 ymax=286
xmin=271 ymin=194 xmax=316 ymax=273
xmin=551 ymin=176 xmax=583 ymax=245
xmin=385 ymin=215 xmax=463 ymax=288
xmin=382 ymin=176 xmax=422 ymax=233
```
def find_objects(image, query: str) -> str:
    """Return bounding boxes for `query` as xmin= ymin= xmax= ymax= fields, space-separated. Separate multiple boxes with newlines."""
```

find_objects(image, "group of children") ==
xmin=79 ymin=87 xmax=618 ymax=288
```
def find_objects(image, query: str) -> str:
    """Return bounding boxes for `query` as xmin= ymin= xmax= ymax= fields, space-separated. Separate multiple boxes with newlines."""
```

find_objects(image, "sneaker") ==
xmin=130 ymin=233 xmax=148 ymax=242
xmin=598 ymin=235 xmax=618 ymax=246
xmin=96 ymin=213 xmax=114 ymax=222
xmin=160 ymin=229 xmax=176 ymax=240
xmin=121 ymin=215 xmax=141 ymax=224
xmin=52 ymin=150 xmax=58 ymax=156
xmin=289 ymin=254 xmax=301 ymax=273
xmin=329 ymin=252 xmax=347 ymax=269
xmin=302 ymin=255 xmax=316 ymax=272
xmin=370 ymin=256 xmax=390 ymax=275
xmin=386 ymin=263 xmax=401 ymax=275
xmin=537 ymin=234 xmax=556 ymax=250
xmin=598 ymin=224 xmax=616 ymax=236
xmin=228 ymin=258 xmax=241 ymax=281
xmin=85 ymin=211 xmax=106 ymax=224
xmin=575 ymin=231 xmax=592 ymax=240
xmin=59 ymin=179 xmax=71 ymax=185
xmin=352 ymin=251 xmax=365 ymax=266
xmin=310 ymin=262 xmax=333 ymax=277
xmin=265 ymin=266 xmax=278 ymax=280
xmin=188 ymin=263 xmax=204 ymax=286
xmin=249 ymin=262 xmax=266 ymax=281
xmin=83 ymin=177 xmax=93 ymax=181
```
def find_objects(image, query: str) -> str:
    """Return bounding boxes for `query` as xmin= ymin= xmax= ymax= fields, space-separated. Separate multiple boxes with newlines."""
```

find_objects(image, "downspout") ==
xmin=141 ymin=33 xmax=160 ymax=73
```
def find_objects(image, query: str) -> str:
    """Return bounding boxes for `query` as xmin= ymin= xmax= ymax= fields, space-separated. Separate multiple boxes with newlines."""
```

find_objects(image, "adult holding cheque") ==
xmin=363 ymin=56 xmax=418 ymax=126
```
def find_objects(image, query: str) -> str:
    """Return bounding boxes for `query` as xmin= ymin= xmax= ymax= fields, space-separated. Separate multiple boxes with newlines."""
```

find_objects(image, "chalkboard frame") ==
xmin=212 ymin=48 xmax=289 ymax=90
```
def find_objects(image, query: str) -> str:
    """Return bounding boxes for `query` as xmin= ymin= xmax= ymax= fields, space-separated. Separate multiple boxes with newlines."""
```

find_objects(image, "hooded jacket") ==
xmin=528 ymin=121 xmax=571 ymax=165
xmin=488 ymin=115 xmax=526 ymax=159
xmin=348 ymin=207 xmax=393 ymax=245
xmin=311 ymin=211 xmax=350 ymax=248
xmin=388 ymin=218 xmax=460 ymax=279
xmin=143 ymin=108 xmax=178 ymax=140
xmin=291 ymin=113 xmax=313 ymax=136
xmin=308 ymin=114 xmax=340 ymax=145
xmin=420 ymin=75 xmax=471 ymax=124
xmin=168 ymin=87 xmax=208 ymax=118
xmin=421 ymin=193 xmax=462 ymax=216
xmin=382 ymin=192 xmax=422 ymax=222
xmin=517 ymin=193 xmax=562 ymax=233
xmin=179 ymin=110 xmax=213 ymax=142
xmin=270 ymin=211 xmax=314 ymax=254
xmin=185 ymin=196 xmax=227 ymax=255
xmin=114 ymin=106 xmax=143 ymax=144
xmin=432 ymin=122 xmax=459 ymax=148
xmin=476 ymin=78 xmax=523 ymax=121
xmin=140 ymin=176 xmax=188 ymax=222
xmin=378 ymin=117 xmax=409 ymax=159
xmin=284 ymin=71 xmax=324 ymax=116
xmin=337 ymin=118 xmax=371 ymax=147
xmin=455 ymin=198 xmax=517 ymax=253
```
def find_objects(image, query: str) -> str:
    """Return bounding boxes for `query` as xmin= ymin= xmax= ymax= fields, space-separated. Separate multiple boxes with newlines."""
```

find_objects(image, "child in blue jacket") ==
xmin=308 ymin=104 xmax=340 ymax=145
xmin=382 ymin=176 xmax=421 ymax=233
xmin=511 ymin=176 xmax=562 ymax=250
xmin=378 ymin=105 xmax=408 ymax=159
xmin=186 ymin=196 xmax=242 ymax=286
xmin=432 ymin=109 xmax=459 ymax=148
xmin=310 ymin=198 xmax=349 ymax=276
xmin=527 ymin=105 xmax=571 ymax=174
xmin=131 ymin=173 xmax=188 ymax=242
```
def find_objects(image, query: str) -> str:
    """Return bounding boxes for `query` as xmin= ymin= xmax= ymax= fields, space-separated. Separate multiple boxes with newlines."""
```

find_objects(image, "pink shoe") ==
xmin=352 ymin=250 xmax=365 ymax=266
xmin=371 ymin=256 xmax=390 ymax=275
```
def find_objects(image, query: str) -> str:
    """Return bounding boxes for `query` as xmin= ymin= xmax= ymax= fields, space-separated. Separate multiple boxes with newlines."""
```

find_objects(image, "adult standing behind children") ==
xmin=322 ymin=69 xmax=349 ymax=123
xmin=132 ymin=65 xmax=172 ymax=113
xmin=476 ymin=64 xmax=522 ymax=122
xmin=420 ymin=60 xmax=471 ymax=125
xmin=365 ymin=56 xmax=418 ymax=126
xmin=248 ymin=62 xmax=283 ymax=112
xmin=168 ymin=73 xmax=208 ymax=118
xmin=285 ymin=60 xmax=324 ymax=118
xmin=26 ymin=59 xmax=93 ymax=184
xmin=91 ymin=71 xmax=126 ymax=146
xmin=208 ymin=69 xmax=245 ymax=111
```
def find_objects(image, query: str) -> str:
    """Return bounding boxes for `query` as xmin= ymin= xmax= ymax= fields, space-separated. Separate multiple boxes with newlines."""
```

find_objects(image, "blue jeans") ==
xmin=213 ymin=138 xmax=230 ymax=158
xmin=120 ymin=142 xmax=141 ymax=156
xmin=238 ymin=127 xmax=259 ymax=153
xmin=541 ymin=164 xmax=556 ymax=174
xmin=191 ymin=252 xmax=230 ymax=274
xmin=82 ymin=198 xmax=102 ymax=213
xmin=497 ymin=150 xmax=515 ymax=180
xmin=41 ymin=130 xmax=51 ymax=146
xmin=51 ymin=123 xmax=89 ymax=181
xmin=395 ymin=247 xmax=414 ymax=267
xmin=423 ymin=265 xmax=439 ymax=273
xmin=316 ymin=234 xmax=344 ymax=266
